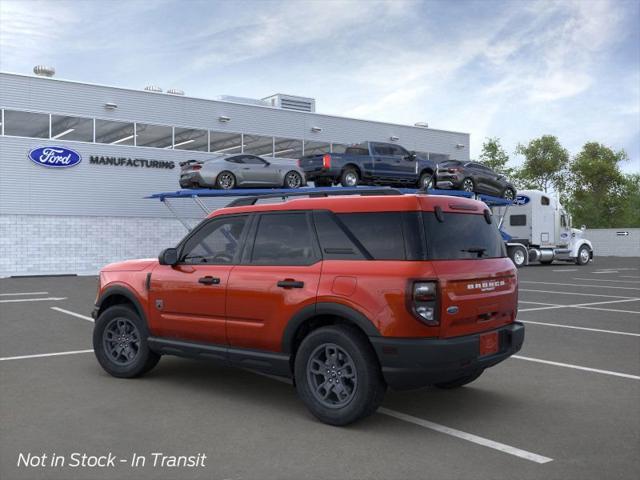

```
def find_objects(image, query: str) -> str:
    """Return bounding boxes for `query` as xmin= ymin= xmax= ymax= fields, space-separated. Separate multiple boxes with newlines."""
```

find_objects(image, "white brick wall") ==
xmin=587 ymin=228 xmax=640 ymax=257
xmin=0 ymin=214 xmax=188 ymax=277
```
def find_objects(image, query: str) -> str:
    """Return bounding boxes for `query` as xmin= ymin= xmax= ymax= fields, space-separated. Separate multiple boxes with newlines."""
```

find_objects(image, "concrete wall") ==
xmin=587 ymin=228 xmax=640 ymax=257
xmin=0 ymin=214 xmax=187 ymax=277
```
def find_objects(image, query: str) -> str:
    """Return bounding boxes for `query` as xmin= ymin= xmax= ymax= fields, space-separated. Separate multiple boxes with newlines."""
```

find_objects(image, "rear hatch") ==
xmin=422 ymin=211 xmax=517 ymax=338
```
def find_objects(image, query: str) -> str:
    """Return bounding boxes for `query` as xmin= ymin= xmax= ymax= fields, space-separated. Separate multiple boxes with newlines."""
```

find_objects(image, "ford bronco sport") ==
xmin=93 ymin=190 xmax=524 ymax=426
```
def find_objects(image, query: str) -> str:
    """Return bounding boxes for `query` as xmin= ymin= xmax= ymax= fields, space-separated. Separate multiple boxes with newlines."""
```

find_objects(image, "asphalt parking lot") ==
xmin=1 ymin=257 xmax=639 ymax=480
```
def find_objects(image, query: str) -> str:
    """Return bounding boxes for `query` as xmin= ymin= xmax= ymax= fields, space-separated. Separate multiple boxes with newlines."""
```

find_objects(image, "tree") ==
xmin=479 ymin=137 xmax=512 ymax=175
xmin=515 ymin=135 xmax=569 ymax=193
xmin=565 ymin=142 xmax=633 ymax=228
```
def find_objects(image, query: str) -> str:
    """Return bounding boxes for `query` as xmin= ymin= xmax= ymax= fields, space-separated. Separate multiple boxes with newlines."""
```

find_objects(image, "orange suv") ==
xmin=92 ymin=190 xmax=524 ymax=425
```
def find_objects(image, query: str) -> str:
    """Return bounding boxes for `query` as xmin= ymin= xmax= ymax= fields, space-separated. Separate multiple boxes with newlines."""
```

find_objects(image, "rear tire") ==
xmin=216 ymin=171 xmax=236 ymax=190
xmin=283 ymin=170 xmax=303 ymax=189
xmin=434 ymin=370 xmax=483 ymax=389
xmin=461 ymin=177 xmax=475 ymax=192
xmin=294 ymin=325 xmax=386 ymax=426
xmin=93 ymin=305 xmax=160 ymax=378
xmin=340 ymin=168 xmax=359 ymax=187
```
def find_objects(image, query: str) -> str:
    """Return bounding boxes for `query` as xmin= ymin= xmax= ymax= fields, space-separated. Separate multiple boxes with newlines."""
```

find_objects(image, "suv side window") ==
xmin=250 ymin=213 xmax=318 ymax=265
xmin=181 ymin=215 xmax=248 ymax=264
xmin=336 ymin=212 xmax=406 ymax=260
xmin=312 ymin=211 xmax=366 ymax=260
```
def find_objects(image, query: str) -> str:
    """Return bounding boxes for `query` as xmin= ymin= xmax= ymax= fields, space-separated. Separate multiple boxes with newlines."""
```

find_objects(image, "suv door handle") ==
xmin=277 ymin=279 xmax=304 ymax=289
xmin=198 ymin=276 xmax=220 ymax=285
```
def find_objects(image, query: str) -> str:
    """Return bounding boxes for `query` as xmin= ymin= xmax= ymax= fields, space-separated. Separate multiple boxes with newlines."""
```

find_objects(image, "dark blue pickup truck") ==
xmin=298 ymin=141 xmax=436 ymax=188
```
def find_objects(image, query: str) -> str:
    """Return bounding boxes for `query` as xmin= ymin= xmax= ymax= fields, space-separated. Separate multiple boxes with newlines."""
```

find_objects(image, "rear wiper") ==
xmin=461 ymin=247 xmax=487 ymax=257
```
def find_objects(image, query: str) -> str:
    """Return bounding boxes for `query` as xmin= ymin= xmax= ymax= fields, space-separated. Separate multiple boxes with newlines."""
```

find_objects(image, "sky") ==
xmin=1 ymin=0 xmax=638 ymax=172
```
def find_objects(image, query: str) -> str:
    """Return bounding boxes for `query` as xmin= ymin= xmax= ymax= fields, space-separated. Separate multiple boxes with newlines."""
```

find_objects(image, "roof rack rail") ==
xmin=225 ymin=187 xmax=403 ymax=207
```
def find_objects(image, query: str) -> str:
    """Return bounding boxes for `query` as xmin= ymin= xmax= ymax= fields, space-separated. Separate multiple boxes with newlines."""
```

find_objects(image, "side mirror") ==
xmin=406 ymin=151 xmax=416 ymax=161
xmin=159 ymin=248 xmax=178 ymax=266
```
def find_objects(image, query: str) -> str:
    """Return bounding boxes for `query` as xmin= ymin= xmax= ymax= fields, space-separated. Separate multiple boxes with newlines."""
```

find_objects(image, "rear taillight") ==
xmin=297 ymin=159 xmax=301 ymax=167
xmin=410 ymin=281 xmax=439 ymax=326
xmin=322 ymin=154 xmax=331 ymax=169
xmin=448 ymin=168 xmax=459 ymax=173
xmin=192 ymin=165 xmax=202 ymax=171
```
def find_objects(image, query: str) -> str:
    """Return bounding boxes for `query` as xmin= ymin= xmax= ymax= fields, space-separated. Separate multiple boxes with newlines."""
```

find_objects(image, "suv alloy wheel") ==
xmin=294 ymin=325 xmax=386 ymax=426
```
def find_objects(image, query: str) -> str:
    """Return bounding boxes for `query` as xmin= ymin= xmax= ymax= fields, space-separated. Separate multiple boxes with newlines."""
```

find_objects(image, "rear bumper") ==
xmin=370 ymin=322 xmax=525 ymax=390
xmin=302 ymin=167 xmax=339 ymax=181
xmin=179 ymin=172 xmax=208 ymax=188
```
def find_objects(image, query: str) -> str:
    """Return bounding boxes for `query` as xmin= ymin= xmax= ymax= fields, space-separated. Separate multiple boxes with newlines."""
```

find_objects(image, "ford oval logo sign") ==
xmin=514 ymin=195 xmax=530 ymax=206
xmin=28 ymin=146 xmax=82 ymax=168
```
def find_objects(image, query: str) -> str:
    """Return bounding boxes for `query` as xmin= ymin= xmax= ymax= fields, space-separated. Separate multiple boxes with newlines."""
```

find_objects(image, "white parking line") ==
xmin=513 ymin=356 xmax=640 ymax=380
xmin=246 ymin=369 xmax=553 ymax=464
xmin=518 ymin=297 xmax=640 ymax=312
xmin=0 ymin=297 xmax=67 ymax=304
xmin=521 ymin=281 xmax=640 ymax=291
xmin=621 ymin=275 xmax=640 ymax=279
xmin=378 ymin=408 xmax=553 ymax=464
xmin=0 ymin=291 xmax=49 ymax=296
xmin=519 ymin=320 xmax=640 ymax=337
xmin=552 ymin=269 xmax=577 ymax=272
xmin=518 ymin=301 xmax=560 ymax=306
xmin=520 ymin=289 xmax=636 ymax=299
xmin=0 ymin=349 xmax=94 ymax=362
xmin=574 ymin=306 xmax=640 ymax=315
xmin=593 ymin=271 xmax=619 ymax=274
xmin=51 ymin=307 xmax=94 ymax=322
xmin=573 ymin=278 xmax=640 ymax=284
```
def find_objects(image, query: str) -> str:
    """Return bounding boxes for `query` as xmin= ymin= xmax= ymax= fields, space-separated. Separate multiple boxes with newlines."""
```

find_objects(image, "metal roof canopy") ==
xmin=146 ymin=186 xmax=511 ymax=230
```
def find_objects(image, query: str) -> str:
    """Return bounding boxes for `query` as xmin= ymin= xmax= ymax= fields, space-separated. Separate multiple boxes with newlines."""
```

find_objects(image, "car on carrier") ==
xmin=92 ymin=189 xmax=524 ymax=426
xmin=436 ymin=160 xmax=517 ymax=200
xmin=179 ymin=154 xmax=306 ymax=189
xmin=298 ymin=141 xmax=436 ymax=189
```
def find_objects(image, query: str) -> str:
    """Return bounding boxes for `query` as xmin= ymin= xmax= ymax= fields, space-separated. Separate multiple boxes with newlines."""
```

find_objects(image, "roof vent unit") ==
xmin=167 ymin=88 xmax=185 ymax=96
xmin=33 ymin=65 xmax=55 ymax=77
xmin=144 ymin=85 xmax=163 ymax=93
xmin=216 ymin=95 xmax=270 ymax=107
xmin=262 ymin=94 xmax=316 ymax=113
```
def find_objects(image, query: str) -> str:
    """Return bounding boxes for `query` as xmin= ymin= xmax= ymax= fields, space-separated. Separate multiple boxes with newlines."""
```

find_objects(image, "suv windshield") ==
xmin=423 ymin=212 xmax=505 ymax=260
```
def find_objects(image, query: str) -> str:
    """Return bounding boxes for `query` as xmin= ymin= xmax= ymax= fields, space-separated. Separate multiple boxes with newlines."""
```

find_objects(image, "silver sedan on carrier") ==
xmin=179 ymin=154 xmax=307 ymax=189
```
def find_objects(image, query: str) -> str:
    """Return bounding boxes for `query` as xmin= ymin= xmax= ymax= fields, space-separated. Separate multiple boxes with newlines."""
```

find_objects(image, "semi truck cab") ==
xmin=492 ymin=190 xmax=593 ymax=267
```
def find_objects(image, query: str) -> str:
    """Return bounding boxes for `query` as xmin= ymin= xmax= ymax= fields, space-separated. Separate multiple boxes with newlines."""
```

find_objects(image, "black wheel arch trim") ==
xmin=94 ymin=285 xmax=147 ymax=324
xmin=282 ymin=302 xmax=380 ymax=354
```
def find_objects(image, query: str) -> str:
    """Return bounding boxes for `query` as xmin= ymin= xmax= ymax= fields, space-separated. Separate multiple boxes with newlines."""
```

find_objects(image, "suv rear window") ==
xmin=423 ymin=212 xmax=505 ymax=260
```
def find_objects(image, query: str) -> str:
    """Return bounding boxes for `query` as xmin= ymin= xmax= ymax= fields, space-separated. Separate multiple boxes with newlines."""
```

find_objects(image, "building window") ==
xmin=95 ymin=119 xmax=135 ymax=145
xmin=135 ymin=123 xmax=173 ymax=148
xmin=210 ymin=131 xmax=243 ymax=154
xmin=304 ymin=140 xmax=331 ymax=156
xmin=3 ymin=110 xmax=49 ymax=138
xmin=173 ymin=127 xmax=208 ymax=151
xmin=51 ymin=114 xmax=94 ymax=142
xmin=273 ymin=137 xmax=303 ymax=159
xmin=244 ymin=134 xmax=274 ymax=156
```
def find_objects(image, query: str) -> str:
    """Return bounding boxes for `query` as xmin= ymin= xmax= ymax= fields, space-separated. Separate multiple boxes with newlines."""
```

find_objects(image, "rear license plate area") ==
xmin=479 ymin=331 xmax=499 ymax=356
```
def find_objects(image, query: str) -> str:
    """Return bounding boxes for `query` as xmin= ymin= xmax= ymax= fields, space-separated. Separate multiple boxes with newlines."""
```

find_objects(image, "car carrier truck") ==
xmin=492 ymin=190 xmax=594 ymax=267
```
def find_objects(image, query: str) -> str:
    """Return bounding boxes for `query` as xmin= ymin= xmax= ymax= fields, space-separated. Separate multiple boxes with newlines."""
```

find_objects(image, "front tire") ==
xmin=93 ymin=305 xmax=160 ymax=378
xmin=216 ymin=171 xmax=236 ymax=190
xmin=508 ymin=245 xmax=527 ymax=268
xmin=294 ymin=325 xmax=386 ymax=426
xmin=502 ymin=187 xmax=516 ymax=201
xmin=418 ymin=171 xmax=434 ymax=190
xmin=340 ymin=168 xmax=359 ymax=187
xmin=576 ymin=245 xmax=591 ymax=265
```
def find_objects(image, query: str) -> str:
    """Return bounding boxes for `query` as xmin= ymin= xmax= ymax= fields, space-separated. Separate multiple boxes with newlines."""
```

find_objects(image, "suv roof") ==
xmin=209 ymin=194 xmax=485 ymax=218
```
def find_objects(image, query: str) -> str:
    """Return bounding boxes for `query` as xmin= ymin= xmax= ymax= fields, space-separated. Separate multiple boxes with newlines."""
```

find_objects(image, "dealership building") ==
xmin=0 ymin=69 xmax=470 ymax=277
